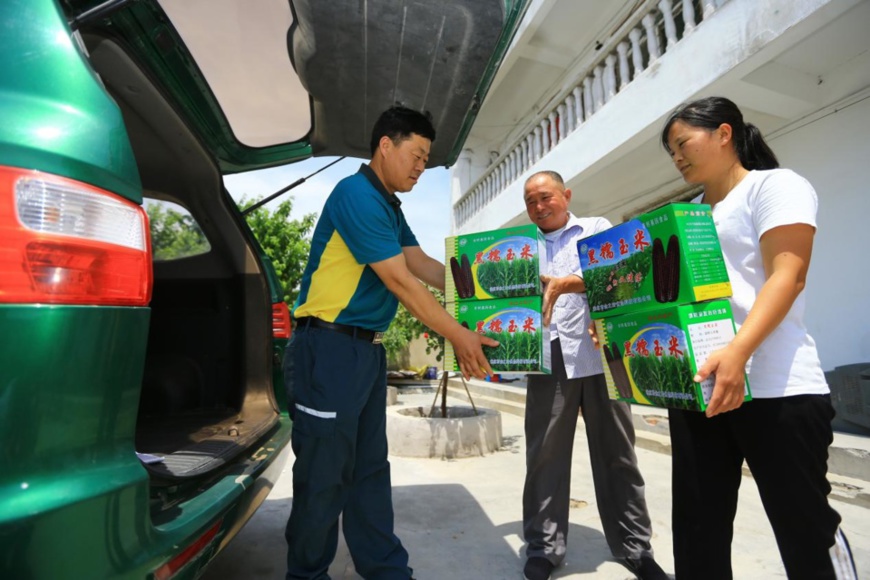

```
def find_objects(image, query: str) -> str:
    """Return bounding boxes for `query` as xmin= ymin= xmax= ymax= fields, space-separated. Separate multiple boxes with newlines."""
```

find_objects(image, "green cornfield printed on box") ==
xmin=584 ymin=248 xmax=652 ymax=306
xmin=483 ymin=330 xmax=542 ymax=371
xmin=476 ymin=256 xmax=540 ymax=297
xmin=628 ymin=353 xmax=696 ymax=410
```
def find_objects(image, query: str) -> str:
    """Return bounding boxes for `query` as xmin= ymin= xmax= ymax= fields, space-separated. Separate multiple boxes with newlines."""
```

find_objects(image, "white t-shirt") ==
xmin=696 ymin=168 xmax=828 ymax=398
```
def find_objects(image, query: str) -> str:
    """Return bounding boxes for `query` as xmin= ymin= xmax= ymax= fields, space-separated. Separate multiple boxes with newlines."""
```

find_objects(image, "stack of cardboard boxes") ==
xmin=443 ymin=225 xmax=552 ymax=373
xmin=579 ymin=203 xmax=751 ymax=412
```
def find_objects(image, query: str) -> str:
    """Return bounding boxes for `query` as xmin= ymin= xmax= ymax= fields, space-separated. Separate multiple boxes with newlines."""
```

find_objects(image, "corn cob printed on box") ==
xmin=445 ymin=225 xmax=547 ymax=303
xmin=444 ymin=296 xmax=551 ymax=373
xmin=594 ymin=299 xmax=750 ymax=412
xmin=578 ymin=203 xmax=731 ymax=319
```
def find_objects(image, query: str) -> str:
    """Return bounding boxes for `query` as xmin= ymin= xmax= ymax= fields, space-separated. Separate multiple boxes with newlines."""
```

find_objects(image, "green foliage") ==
xmin=239 ymin=197 xmax=316 ymax=306
xmin=628 ymin=353 xmax=697 ymax=410
xmin=585 ymin=247 xmax=652 ymax=306
xmin=382 ymin=287 xmax=446 ymax=365
xmin=147 ymin=203 xmax=210 ymax=261
xmin=482 ymin=329 xmax=541 ymax=371
xmin=476 ymin=256 xmax=539 ymax=297
xmin=146 ymin=196 xmax=316 ymax=306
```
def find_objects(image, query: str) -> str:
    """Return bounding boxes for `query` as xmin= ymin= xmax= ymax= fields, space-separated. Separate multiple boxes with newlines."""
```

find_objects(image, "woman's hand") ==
xmin=695 ymin=344 xmax=750 ymax=418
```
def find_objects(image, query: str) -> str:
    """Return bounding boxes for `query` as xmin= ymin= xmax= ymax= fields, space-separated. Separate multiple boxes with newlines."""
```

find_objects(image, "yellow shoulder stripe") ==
xmin=295 ymin=231 xmax=365 ymax=322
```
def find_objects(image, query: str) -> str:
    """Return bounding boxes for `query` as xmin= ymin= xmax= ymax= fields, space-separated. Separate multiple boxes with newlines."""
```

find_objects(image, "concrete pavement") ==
xmin=202 ymin=390 xmax=870 ymax=579
xmin=447 ymin=377 xmax=870 ymax=509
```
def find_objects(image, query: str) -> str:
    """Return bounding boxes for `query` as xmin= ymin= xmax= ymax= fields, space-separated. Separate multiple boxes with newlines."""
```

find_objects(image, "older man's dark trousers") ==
xmin=283 ymin=325 xmax=411 ymax=580
xmin=523 ymin=338 xmax=654 ymax=566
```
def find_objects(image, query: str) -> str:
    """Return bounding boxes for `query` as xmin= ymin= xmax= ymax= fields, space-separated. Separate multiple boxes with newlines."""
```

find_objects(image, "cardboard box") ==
xmin=445 ymin=224 xmax=547 ymax=302
xmin=578 ymin=203 xmax=731 ymax=319
xmin=594 ymin=299 xmax=750 ymax=412
xmin=444 ymin=296 xmax=551 ymax=373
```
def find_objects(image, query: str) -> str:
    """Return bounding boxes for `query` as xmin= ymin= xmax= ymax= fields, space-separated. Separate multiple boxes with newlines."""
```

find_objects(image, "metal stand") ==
xmin=429 ymin=371 xmax=478 ymax=418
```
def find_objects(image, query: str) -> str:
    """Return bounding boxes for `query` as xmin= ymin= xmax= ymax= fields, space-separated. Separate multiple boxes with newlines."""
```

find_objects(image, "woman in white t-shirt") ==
xmin=660 ymin=97 xmax=856 ymax=579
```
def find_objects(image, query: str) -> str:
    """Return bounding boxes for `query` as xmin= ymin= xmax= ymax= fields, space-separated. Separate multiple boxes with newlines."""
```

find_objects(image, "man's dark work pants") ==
xmin=284 ymin=325 xmax=411 ymax=580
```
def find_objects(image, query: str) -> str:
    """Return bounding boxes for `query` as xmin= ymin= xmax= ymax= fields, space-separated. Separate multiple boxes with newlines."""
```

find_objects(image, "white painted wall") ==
xmin=452 ymin=0 xmax=870 ymax=372
xmin=455 ymin=0 xmax=855 ymax=233
xmin=768 ymin=93 xmax=870 ymax=371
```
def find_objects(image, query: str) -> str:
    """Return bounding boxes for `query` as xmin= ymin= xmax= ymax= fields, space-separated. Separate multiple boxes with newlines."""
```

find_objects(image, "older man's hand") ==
xmin=588 ymin=321 xmax=600 ymax=349
xmin=540 ymin=273 xmax=585 ymax=326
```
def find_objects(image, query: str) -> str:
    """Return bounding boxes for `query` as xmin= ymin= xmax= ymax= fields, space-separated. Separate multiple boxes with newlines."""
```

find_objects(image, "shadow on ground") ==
xmin=201 ymin=482 xmax=617 ymax=579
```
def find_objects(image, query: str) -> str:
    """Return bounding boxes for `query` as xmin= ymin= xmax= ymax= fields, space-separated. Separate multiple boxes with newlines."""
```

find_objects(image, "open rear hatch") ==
xmin=67 ymin=0 xmax=528 ymax=485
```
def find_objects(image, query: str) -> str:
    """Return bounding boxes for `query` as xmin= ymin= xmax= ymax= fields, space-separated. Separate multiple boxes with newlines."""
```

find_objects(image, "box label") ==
xmin=445 ymin=296 xmax=551 ymax=373
xmin=446 ymin=225 xmax=547 ymax=302
xmin=579 ymin=204 xmax=731 ymax=318
xmin=596 ymin=300 xmax=750 ymax=411
xmin=686 ymin=317 xmax=736 ymax=404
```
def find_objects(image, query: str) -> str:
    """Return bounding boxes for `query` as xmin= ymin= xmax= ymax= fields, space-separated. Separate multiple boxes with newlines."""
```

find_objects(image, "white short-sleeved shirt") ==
xmin=696 ymin=169 xmax=828 ymax=398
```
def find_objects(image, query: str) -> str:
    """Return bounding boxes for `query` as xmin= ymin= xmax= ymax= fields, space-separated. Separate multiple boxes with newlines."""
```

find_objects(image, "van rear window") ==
xmin=145 ymin=199 xmax=211 ymax=261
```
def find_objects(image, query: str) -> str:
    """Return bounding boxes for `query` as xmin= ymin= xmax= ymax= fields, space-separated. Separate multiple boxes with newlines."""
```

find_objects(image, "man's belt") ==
xmin=295 ymin=316 xmax=384 ymax=344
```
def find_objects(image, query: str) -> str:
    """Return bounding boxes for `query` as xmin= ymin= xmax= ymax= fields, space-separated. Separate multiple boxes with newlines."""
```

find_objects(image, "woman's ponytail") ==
xmin=740 ymin=123 xmax=779 ymax=170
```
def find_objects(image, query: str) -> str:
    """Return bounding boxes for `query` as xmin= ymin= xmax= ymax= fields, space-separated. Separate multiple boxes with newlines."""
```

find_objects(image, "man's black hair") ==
xmin=369 ymin=106 xmax=436 ymax=155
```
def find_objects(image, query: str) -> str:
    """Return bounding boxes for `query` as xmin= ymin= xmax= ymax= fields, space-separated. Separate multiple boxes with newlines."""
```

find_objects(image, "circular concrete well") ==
xmin=386 ymin=405 xmax=502 ymax=459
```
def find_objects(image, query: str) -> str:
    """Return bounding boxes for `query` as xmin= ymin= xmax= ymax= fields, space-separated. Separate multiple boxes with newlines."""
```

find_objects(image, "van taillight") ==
xmin=153 ymin=518 xmax=223 ymax=580
xmin=272 ymin=301 xmax=291 ymax=339
xmin=0 ymin=166 xmax=152 ymax=306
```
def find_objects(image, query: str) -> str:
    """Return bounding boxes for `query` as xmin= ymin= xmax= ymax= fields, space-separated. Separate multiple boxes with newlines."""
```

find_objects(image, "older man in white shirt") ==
xmin=520 ymin=171 xmax=666 ymax=580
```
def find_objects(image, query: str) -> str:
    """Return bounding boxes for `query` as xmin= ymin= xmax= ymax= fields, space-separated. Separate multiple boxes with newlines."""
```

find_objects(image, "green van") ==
xmin=0 ymin=0 xmax=528 ymax=578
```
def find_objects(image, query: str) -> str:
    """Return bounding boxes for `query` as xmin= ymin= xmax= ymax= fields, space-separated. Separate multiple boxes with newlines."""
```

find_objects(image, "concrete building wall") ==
xmin=387 ymin=335 xmax=441 ymax=371
xmin=767 ymin=92 xmax=870 ymax=370
xmin=452 ymin=0 xmax=870 ymax=373
xmin=453 ymin=0 xmax=858 ymax=232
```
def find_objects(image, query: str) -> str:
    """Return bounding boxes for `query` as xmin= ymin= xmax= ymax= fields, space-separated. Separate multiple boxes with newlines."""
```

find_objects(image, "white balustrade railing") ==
xmin=454 ymin=0 xmax=725 ymax=228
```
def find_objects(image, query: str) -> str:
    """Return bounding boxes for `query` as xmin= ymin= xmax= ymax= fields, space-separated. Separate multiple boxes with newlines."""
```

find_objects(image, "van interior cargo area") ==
xmin=83 ymin=34 xmax=280 ymax=485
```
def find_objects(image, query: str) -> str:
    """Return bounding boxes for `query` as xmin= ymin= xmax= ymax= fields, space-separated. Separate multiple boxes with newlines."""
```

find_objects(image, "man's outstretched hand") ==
xmin=449 ymin=327 xmax=499 ymax=380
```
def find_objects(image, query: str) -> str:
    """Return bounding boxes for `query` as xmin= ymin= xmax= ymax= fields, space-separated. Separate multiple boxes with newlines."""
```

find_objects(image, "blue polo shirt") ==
xmin=293 ymin=164 xmax=419 ymax=331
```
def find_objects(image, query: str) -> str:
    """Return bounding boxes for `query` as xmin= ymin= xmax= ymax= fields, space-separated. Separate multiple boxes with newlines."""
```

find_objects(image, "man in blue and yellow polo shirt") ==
xmin=284 ymin=106 xmax=497 ymax=580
